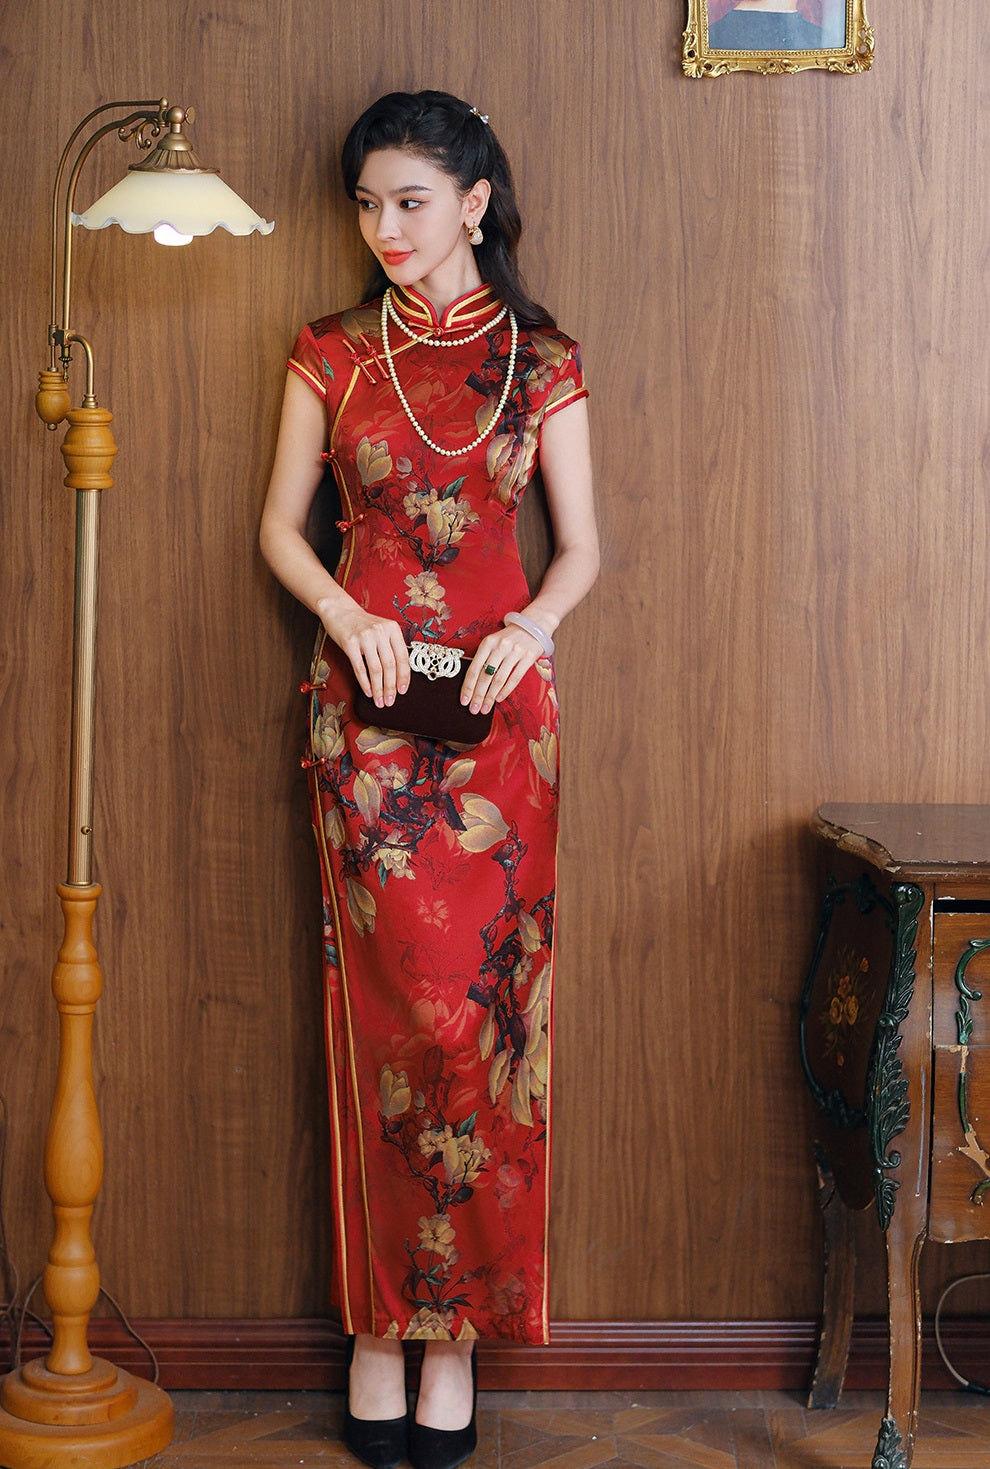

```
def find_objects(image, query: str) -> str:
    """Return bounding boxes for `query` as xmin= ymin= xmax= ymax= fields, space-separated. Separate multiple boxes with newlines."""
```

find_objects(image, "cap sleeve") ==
xmin=541 ymin=339 xmax=589 ymax=425
xmin=287 ymin=323 xmax=328 ymax=401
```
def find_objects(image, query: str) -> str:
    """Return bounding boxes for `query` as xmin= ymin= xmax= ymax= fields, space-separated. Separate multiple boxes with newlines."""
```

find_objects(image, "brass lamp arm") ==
xmin=63 ymin=333 xmax=96 ymax=406
xmin=49 ymin=99 xmax=167 ymax=373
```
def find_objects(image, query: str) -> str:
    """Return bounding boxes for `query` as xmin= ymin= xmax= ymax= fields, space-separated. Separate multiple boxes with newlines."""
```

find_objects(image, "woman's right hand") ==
xmin=320 ymin=601 xmax=410 ymax=707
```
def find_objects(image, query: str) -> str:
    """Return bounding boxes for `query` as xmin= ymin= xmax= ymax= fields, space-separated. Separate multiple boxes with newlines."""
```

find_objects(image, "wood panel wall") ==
xmin=2 ymin=0 xmax=990 ymax=1340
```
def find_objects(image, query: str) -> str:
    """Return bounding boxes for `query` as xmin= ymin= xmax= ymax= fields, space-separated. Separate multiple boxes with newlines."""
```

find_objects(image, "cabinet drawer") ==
xmin=933 ymin=911 xmax=990 ymax=1048
xmin=930 ymin=1044 xmax=990 ymax=1242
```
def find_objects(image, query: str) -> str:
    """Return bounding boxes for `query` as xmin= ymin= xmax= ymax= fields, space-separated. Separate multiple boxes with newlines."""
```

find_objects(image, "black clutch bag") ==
xmin=352 ymin=641 xmax=494 ymax=747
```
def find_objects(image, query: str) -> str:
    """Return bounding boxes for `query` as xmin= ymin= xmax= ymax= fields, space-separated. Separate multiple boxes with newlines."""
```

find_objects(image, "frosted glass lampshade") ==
xmin=73 ymin=169 xmax=274 ymax=237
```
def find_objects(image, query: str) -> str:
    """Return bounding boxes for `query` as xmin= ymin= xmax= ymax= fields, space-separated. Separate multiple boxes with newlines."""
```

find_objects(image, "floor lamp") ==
xmin=0 ymin=98 xmax=273 ymax=1469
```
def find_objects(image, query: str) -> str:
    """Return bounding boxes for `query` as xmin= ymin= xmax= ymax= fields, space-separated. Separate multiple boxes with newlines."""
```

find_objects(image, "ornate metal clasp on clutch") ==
xmin=408 ymin=642 xmax=464 ymax=681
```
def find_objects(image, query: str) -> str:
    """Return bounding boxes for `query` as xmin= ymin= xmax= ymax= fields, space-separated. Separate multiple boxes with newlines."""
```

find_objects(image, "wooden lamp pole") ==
xmin=0 ymin=98 xmax=272 ymax=1469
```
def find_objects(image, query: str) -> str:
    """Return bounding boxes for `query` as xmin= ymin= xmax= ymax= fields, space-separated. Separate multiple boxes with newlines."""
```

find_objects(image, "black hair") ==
xmin=341 ymin=90 xmax=555 ymax=329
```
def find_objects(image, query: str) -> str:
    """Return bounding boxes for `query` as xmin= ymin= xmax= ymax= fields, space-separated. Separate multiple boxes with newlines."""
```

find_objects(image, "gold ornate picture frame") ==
xmin=683 ymin=0 xmax=873 ymax=76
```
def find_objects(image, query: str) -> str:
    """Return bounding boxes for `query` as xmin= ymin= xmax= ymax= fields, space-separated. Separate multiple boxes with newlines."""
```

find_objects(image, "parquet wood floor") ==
xmin=131 ymin=1389 xmax=990 ymax=1468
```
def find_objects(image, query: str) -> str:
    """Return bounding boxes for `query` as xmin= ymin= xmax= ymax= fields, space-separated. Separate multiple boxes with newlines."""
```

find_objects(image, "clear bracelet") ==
xmin=504 ymin=610 xmax=555 ymax=658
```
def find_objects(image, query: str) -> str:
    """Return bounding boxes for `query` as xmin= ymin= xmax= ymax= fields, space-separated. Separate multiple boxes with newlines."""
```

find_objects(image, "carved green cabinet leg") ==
xmin=867 ymin=883 xmax=924 ymax=1230
xmin=872 ymin=1416 xmax=908 ymax=1469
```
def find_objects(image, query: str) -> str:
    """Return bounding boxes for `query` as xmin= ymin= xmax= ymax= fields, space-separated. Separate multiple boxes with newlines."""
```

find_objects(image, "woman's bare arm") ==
xmin=259 ymin=372 xmax=410 ymax=706
xmin=460 ymin=396 xmax=599 ymax=713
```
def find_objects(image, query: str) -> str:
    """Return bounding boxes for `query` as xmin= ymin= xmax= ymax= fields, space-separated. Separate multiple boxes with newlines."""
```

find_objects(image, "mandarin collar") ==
xmin=391 ymin=282 xmax=503 ymax=333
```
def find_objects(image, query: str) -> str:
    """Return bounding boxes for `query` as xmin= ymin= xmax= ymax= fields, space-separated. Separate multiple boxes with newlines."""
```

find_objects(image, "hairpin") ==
xmin=468 ymin=106 xmax=490 ymax=124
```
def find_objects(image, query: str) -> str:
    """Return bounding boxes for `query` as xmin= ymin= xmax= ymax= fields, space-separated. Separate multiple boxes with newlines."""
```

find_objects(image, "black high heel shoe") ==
xmin=342 ymin=1335 xmax=409 ymax=1469
xmin=407 ymin=1346 xmax=477 ymax=1469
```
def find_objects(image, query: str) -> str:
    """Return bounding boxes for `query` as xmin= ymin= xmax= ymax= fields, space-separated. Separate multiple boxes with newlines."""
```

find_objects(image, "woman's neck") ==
xmin=412 ymin=258 xmax=485 ymax=318
xmin=734 ymin=1 xmax=799 ymax=11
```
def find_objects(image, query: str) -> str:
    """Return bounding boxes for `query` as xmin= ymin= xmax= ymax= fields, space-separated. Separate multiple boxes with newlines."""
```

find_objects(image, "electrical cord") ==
xmin=0 ymin=1093 xmax=19 ymax=1349
xmin=934 ymin=1273 xmax=990 ymax=1396
xmin=98 ymin=1285 xmax=161 ymax=1385
xmin=2 ymin=1095 xmax=55 ymax=1372
xmin=11 ymin=1277 xmax=52 ymax=1368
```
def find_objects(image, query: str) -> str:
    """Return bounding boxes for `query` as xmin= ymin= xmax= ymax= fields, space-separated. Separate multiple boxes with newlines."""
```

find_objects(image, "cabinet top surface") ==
xmin=815 ymin=803 xmax=990 ymax=877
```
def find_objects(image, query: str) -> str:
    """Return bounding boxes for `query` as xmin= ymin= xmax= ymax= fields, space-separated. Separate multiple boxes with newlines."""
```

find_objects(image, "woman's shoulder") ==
xmin=287 ymin=299 xmax=384 ymax=400
xmin=302 ymin=298 xmax=383 ymax=347
xmin=525 ymin=320 xmax=580 ymax=349
xmin=516 ymin=319 xmax=588 ymax=416
xmin=519 ymin=321 xmax=585 ymax=375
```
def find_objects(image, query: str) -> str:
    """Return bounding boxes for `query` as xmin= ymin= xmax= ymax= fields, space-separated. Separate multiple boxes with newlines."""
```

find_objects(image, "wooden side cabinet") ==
xmin=799 ymin=804 xmax=990 ymax=1469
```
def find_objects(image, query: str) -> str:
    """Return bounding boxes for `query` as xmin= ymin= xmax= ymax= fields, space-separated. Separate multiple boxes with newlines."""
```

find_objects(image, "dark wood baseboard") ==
xmin=3 ymin=1317 xmax=987 ymax=1392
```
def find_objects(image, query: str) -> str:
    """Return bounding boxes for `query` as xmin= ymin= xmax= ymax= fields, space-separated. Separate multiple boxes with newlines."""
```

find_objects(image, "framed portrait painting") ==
xmin=683 ymin=0 xmax=873 ymax=75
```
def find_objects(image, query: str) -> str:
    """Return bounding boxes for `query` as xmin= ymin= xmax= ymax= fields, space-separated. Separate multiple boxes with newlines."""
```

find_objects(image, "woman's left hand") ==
xmin=461 ymin=624 xmax=548 ymax=715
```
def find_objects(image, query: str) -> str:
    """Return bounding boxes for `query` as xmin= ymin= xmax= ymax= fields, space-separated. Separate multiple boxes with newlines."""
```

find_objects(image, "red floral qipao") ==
xmin=288 ymin=283 xmax=587 ymax=1343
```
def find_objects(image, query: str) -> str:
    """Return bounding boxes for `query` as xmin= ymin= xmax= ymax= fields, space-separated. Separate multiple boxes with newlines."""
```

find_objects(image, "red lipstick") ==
xmin=382 ymin=250 xmax=413 ymax=265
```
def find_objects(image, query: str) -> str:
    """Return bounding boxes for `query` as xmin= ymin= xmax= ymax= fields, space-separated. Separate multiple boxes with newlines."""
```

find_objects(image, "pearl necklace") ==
xmin=379 ymin=288 xmax=518 ymax=459
xmin=385 ymin=289 xmax=508 ymax=347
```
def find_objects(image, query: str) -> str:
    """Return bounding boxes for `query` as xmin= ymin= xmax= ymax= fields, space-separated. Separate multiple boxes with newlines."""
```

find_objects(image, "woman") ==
xmin=707 ymin=0 xmax=846 ymax=50
xmin=260 ymin=90 xmax=598 ymax=1469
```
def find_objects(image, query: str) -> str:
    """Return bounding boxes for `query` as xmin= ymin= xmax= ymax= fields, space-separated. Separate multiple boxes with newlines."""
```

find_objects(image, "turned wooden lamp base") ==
xmin=0 ymin=1356 xmax=173 ymax=1469
xmin=0 ymin=878 xmax=174 ymax=1469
